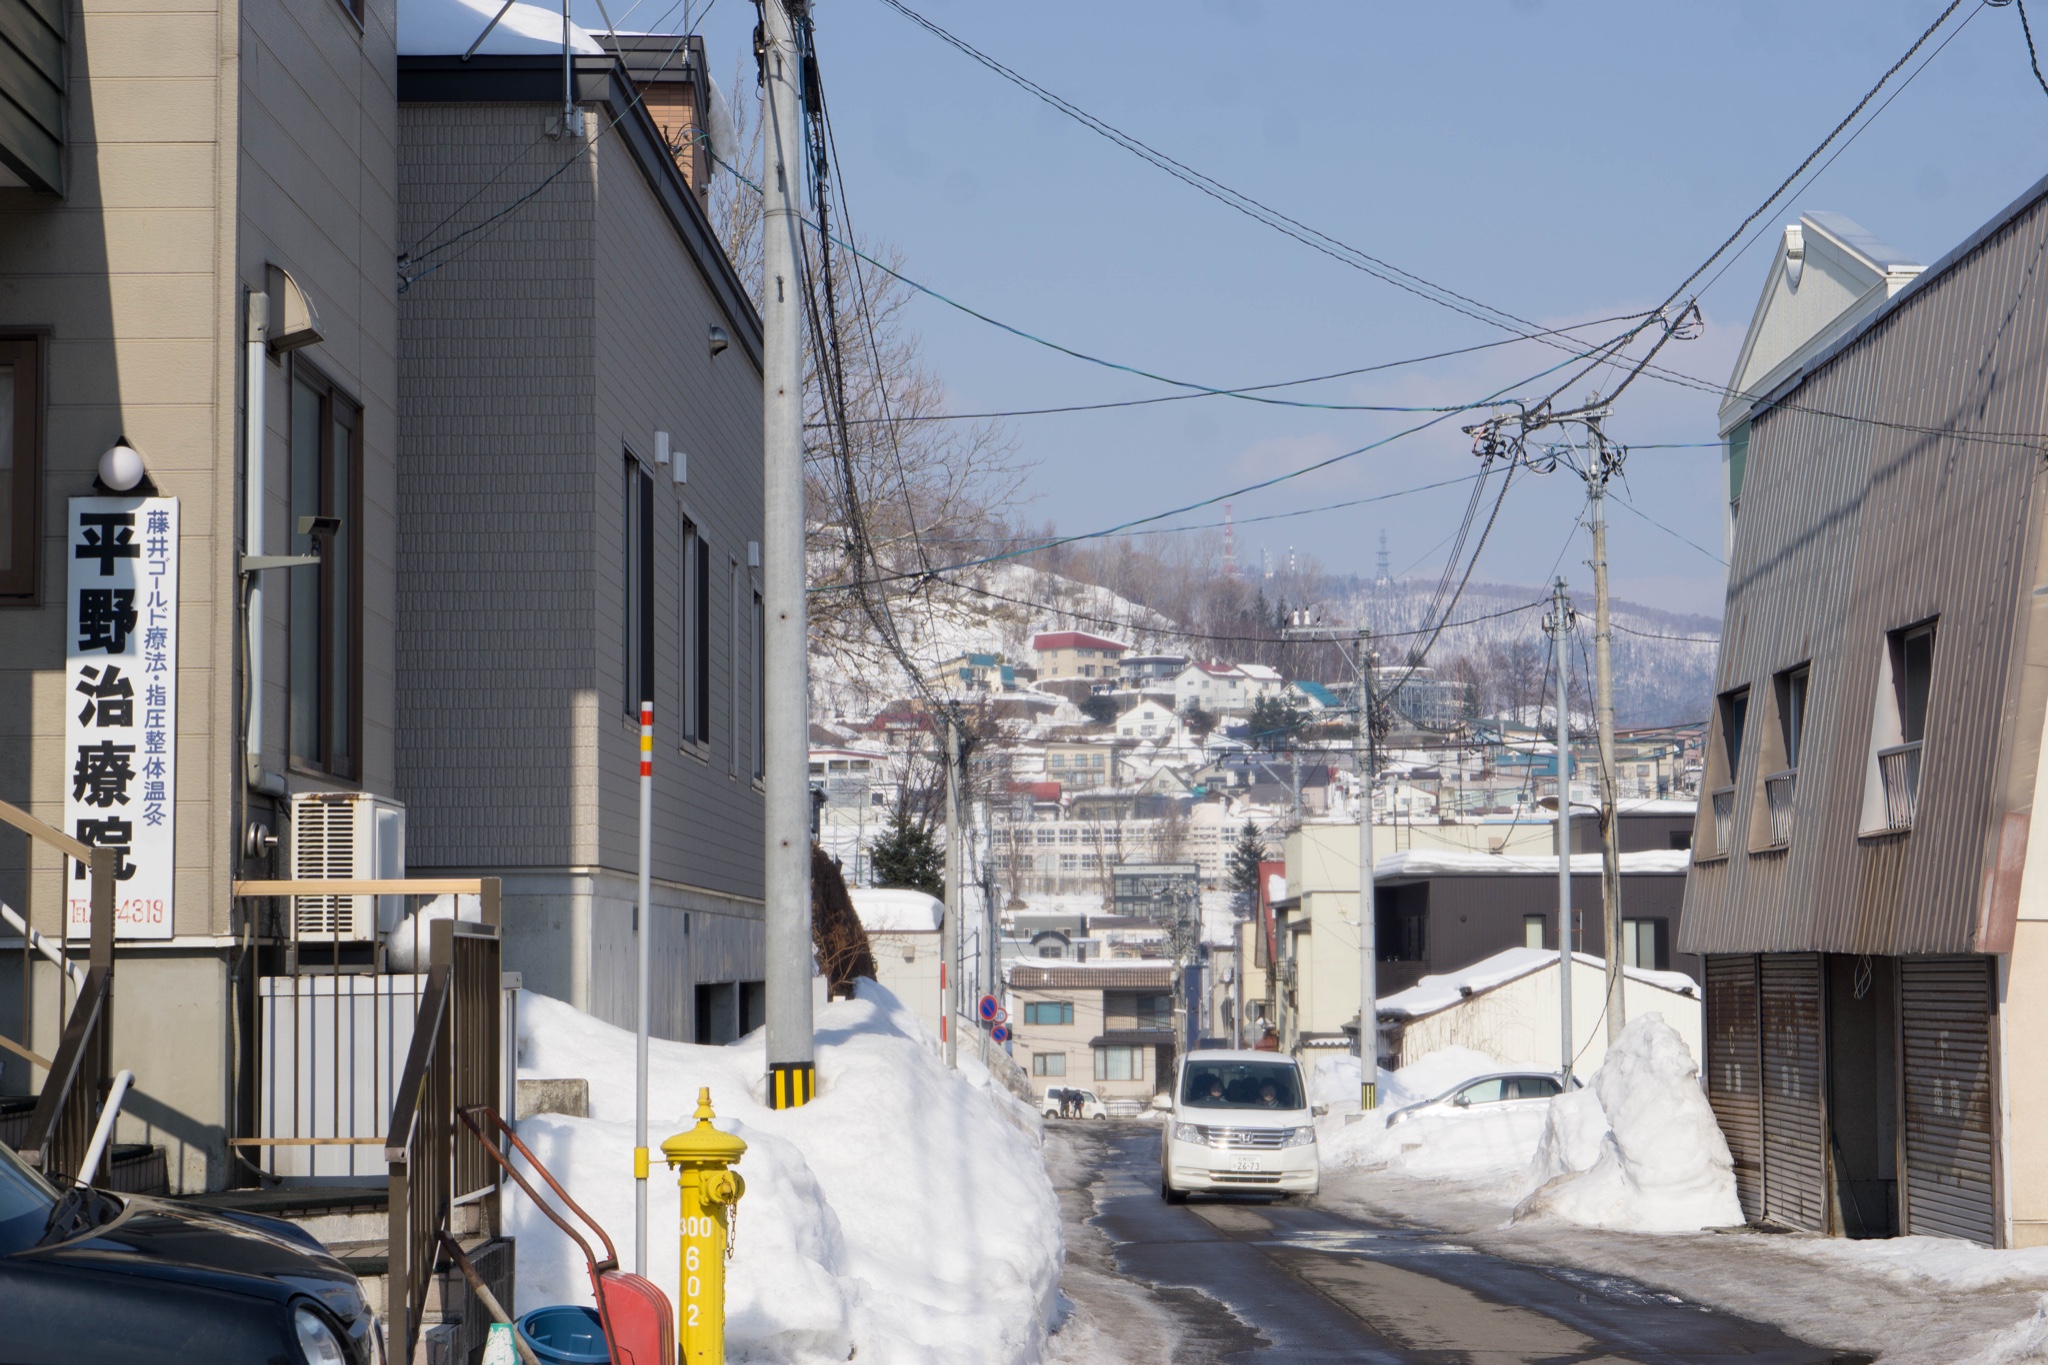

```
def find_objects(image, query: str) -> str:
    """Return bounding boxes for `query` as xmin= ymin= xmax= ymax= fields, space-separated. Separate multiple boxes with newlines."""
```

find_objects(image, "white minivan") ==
xmin=1158 ymin=1050 xmax=1318 ymax=1203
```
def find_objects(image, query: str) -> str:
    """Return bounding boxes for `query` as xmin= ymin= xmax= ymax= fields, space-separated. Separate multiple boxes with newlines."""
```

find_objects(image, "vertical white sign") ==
xmin=64 ymin=496 xmax=178 ymax=940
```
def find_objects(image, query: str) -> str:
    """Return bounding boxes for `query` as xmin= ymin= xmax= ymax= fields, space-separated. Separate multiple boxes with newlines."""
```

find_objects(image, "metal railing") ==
xmin=1879 ymin=741 xmax=1923 ymax=831
xmin=0 ymin=796 xmax=117 ymax=1183
xmin=1711 ymin=785 xmax=1736 ymax=853
xmin=225 ymin=877 xmax=503 ymax=1362
xmin=1763 ymin=770 xmax=1796 ymax=848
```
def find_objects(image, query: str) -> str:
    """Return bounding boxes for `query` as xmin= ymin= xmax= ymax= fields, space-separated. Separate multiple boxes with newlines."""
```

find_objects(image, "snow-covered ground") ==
xmin=510 ymin=982 xmax=1061 ymax=1365
xmin=1313 ymin=1023 xmax=2048 ymax=1363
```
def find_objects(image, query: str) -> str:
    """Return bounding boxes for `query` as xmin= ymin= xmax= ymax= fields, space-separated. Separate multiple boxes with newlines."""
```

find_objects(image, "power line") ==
xmin=869 ymin=0 xmax=1553 ymax=342
xmin=802 ymin=318 xmax=1657 ymax=427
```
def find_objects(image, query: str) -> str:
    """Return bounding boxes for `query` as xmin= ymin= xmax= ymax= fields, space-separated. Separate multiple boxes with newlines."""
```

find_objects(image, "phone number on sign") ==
xmin=68 ymin=898 xmax=168 ymax=932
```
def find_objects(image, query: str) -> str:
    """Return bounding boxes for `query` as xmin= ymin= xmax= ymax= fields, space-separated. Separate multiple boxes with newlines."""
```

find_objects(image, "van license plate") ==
xmin=1230 ymin=1157 xmax=1264 ymax=1172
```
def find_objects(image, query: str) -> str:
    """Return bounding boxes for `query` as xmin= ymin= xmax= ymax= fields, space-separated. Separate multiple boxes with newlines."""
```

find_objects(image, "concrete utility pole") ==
xmin=1546 ymin=578 xmax=1577 ymax=1081
xmin=760 ymin=0 xmax=814 ymax=1110
xmin=634 ymin=702 xmax=652 ymax=1273
xmin=1585 ymin=416 xmax=1627 ymax=1045
xmin=943 ymin=712 xmax=962 ymax=1069
xmin=1354 ymin=628 xmax=1377 ymax=1109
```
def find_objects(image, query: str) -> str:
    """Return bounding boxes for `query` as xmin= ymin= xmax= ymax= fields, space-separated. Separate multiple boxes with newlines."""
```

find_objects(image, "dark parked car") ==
xmin=0 ymin=1139 xmax=379 ymax=1363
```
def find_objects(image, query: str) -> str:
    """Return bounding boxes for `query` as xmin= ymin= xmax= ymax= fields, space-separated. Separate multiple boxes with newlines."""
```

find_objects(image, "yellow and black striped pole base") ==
xmin=768 ymin=1061 xmax=815 ymax=1109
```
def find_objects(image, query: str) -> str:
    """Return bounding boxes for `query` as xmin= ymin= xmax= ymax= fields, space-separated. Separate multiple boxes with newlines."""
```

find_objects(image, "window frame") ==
xmin=752 ymin=586 xmax=765 ymax=781
xmin=680 ymin=517 xmax=709 ymax=748
xmin=1776 ymin=664 xmax=1810 ymax=770
xmin=622 ymin=456 xmax=653 ymax=717
xmin=0 ymin=334 xmax=43 ymax=601
xmin=727 ymin=555 xmax=741 ymax=777
xmin=1031 ymin=1052 xmax=1066 ymax=1077
xmin=286 ymin=357 xmax=363 ymax=781
xmin=1893 ymin=622 xmax=1936 ymax=744
xmin=1093 ymin=1045 xmax=1140 ymax=1082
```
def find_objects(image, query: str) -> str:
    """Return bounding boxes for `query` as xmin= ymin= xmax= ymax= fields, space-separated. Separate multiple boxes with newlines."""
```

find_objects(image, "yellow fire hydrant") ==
xmin=662 ymin=1088 xmax=747 ymax=1365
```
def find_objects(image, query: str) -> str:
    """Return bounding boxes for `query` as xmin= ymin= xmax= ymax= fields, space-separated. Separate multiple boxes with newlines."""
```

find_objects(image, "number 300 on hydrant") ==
xmin=662 ymin=1088 xmax=747 ymax=1365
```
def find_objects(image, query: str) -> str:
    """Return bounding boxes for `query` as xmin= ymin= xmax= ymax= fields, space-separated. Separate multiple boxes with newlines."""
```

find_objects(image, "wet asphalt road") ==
xmin=1065 ymin=1122 xmax=1865 ymax=1365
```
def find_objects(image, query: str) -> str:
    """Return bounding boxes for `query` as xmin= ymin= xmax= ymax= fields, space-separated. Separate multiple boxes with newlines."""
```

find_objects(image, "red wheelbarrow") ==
xmin=459 ymin=1106 xmax=674 ymax=1365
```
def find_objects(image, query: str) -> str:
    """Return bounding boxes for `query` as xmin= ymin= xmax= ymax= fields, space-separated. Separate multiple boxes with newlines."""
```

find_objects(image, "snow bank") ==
xmin=1778 ymin=1236 xmax=2048 ymax=1291
xmin=511 ymin=980 xmax=1060 ymax=1365
xmin=1967 ymin=1296 xmax=2048 ymax=1364
xmin=1512 ymin=1014 xmax=1742 ymax=1232
xmin=1319 ymin=1047 xmax=1534 ymax=1183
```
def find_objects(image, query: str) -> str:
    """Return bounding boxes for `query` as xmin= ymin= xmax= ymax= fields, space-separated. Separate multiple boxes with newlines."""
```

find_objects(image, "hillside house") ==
xmin=1032 ymin=631 xmax=1128 ymax=680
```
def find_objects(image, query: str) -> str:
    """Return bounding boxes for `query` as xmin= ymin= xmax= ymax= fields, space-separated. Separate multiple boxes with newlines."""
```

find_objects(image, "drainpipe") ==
xmin=243 ymin=290 xmax=286 ymax=798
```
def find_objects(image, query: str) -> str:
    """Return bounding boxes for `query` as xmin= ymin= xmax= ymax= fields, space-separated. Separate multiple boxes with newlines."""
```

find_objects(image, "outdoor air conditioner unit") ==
xmin=288 ymin=792 xmax=406 ymax=942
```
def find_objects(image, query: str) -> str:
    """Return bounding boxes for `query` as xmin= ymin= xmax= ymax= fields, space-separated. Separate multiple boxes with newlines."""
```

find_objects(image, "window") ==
xmin=1024 ymin=1001 xmax=1074 ymax=1026
xmin=1180 ymin=1059 xmax=1304 ymax=1109
xmin=1032 ymin=1053 xmax=1066 ymax=1077
xmin=1134 ymin=993 xmax=1172 ymax=1029
xmin=288 ymin=364 xmax=361 ymax=777
xmin=1621 ymin=918 xmax=1664 ymax=970
xmin=1523 ymin=914 xmax=1545 ymax=950
xmin=622 ymin=457 xmax=654 ymax=715
xmin=680 ymin=519 xmax=709 ymax=744
xmin=1094 ymin=1046 xmax=1140 ymax=1082
xmin=1454 ymin=1078 xmax=1503 ymax=1106
xmin=0 ymin=336 xmax=41 ymax=599
xmin=752 ymin=589 xmax=764 ymax=779
xmin=1777 ymin=666 xmax=1810 ymax=769
xmin=1048 ymin=753 xmax=1066 ymax=768
xmin=1718 ymin=687 xmax=1749 ymax=775
xmin=727 ymin=558 xmax=740 ymax=776
xmin=1505 ymin=1076 xmax=1561 ymax=1101
xmin=1894 ymin=624 xmax=1935 ymax=744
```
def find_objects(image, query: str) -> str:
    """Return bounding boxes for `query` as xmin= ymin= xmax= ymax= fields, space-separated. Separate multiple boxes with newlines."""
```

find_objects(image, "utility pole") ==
xmin=943 ymin=712 xmax=962 ymax=1069
xmin=1586 ymin=415 xmax=1626 ymax=1045
xmin=1546 ymin=578 xmax=1577 ymax=1082
xmin=1354 ymin=628 xmax=1377 ymax=1110
xmin=760 ymin=0 xmax=814 ymax=1111
xmin=633 ymin=702 xmax=652 ymax=1273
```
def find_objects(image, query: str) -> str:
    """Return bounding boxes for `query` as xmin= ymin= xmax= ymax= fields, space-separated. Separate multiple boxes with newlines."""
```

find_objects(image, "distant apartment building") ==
xmin=934 ymin=651 xmax=1009 ymax=694
xmin=1007 ymin=960 xmax=1176 ymax=1109
xmin=1121 ymin=652 xmax=1189 ymax=686
xmin=1032 ymin=630 xmax=1127 ymax=680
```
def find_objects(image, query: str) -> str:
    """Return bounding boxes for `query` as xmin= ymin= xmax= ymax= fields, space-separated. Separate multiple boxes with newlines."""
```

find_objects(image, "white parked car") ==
xmin=1382 ymin=1071 xmax=1577 ymax=1128
xmin=1042 ymin=1086 xmax=1108 ymax=1120
xmin=1159 ymin=1050 xmax=1317 ymax=1203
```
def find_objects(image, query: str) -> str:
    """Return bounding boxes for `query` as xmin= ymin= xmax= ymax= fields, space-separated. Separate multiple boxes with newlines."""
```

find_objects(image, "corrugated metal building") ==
xmin=1683 ymin=179 xmax=2048 ymax=1247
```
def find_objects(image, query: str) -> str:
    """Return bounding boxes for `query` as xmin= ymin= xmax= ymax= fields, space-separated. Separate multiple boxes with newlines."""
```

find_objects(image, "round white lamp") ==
xmin=98 ymin=440 xmax=146 ymax=492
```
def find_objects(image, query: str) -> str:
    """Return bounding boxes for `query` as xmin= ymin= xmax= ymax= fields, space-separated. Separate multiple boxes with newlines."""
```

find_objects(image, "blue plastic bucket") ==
xmin=516 ymin=1305 xmax=609 ymax=1364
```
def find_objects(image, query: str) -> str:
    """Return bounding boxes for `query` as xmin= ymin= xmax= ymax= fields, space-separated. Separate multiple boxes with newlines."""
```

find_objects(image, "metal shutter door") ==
xmin=1706 ymin=955 xmax=1763 ymax=1221
xmin=1760 ymin=953 xmax=1827 ymax=1231
xmin=1900 ymin=956 xmax=1996 ymax=1245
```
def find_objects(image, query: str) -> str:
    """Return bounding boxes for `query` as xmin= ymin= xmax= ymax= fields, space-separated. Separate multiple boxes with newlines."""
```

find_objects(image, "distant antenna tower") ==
xmin=1287 ymin=545 xmax=1297 ymax=576
xmin=1375 ymin=531 xmax=1391 ymax=588
xmin=1262 ymin=548 xmax=1273 ymax=579
xmin=1222 ymin=502 xmax=1238 ymax=578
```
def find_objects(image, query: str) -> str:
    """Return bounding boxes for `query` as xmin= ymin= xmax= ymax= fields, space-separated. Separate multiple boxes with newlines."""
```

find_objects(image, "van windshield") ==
xmin=1180 ymin=1061 xmax=1304 ymax=1111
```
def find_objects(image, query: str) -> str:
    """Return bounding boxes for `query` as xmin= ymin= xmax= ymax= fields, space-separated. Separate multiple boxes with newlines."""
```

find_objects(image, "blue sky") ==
xmin=581 ymin=0 xmax=2048 ymax=616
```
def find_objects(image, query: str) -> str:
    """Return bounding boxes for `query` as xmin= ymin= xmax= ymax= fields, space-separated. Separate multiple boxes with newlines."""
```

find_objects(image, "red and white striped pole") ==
xmin=634 ymin=700 xmax=653 ymax=1274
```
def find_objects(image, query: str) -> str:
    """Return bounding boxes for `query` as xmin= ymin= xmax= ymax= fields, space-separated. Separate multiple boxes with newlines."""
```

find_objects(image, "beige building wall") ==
xmin=0 ymin=0 xmax=399 ymax=1192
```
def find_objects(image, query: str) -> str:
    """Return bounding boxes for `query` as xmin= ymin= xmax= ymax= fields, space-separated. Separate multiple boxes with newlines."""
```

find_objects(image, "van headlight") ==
xmin=1173 ymin=1122 xmax=1204 ymax=1144
xmin=1284 ymin=1126 xmax=1316 ymax=1147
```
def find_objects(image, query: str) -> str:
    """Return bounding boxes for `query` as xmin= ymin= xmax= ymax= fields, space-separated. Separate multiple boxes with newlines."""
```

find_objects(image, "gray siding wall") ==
xmin=1682 ymin=182 xmax=2048 ymax=958
xmin=393 ymin=99 xmax=764 ymax=903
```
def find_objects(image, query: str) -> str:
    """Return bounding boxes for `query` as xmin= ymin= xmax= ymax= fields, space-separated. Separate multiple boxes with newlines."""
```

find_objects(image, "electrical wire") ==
xmin=2016 ymin=0 xmax=2048 ymax=97
xmin=869 ymin=0 xmax=1559 ymax=343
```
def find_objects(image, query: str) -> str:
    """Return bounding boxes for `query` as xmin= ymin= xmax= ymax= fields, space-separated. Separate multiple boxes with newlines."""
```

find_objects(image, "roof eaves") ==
xmin=1752 ymin=169 xmax=2048 ymax=420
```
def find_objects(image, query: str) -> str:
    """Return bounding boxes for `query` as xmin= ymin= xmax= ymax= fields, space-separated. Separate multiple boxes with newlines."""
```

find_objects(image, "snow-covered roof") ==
xmin=1032 ymin=631 xmax=1127 ymax=652
xmin=848 ymin=888 xmax=943 ymax=934
xmin=1380 ymin=947 xmax=1699 ymax=1020
xmin=1238 ymin=664 xmax=1282 ymax=682
xmin=1376 ymin=848 xmax=1690 ymax=879
xmin=400 ymin=0 xmax=606 ymax=56
xmin=1617 ymin=798 xmax=1699 ymax=816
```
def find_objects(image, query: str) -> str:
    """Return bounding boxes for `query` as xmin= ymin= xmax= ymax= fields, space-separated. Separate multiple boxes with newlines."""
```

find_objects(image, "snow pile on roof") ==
xmin=849 ymin=887 xmax=943 ymax=934
xmin=511 ymin=982 xmax=1059 ymax=1364
xmin=1378 ymin=948 xmax=1698 ymax=1021
xmin=1512 ymin=1014 xmax=1742 ymax=1232
xmin=1376 ymin=848 xmax=1691 ymax=879
xmin=399 ymin=0 xmax=605 ymax=56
